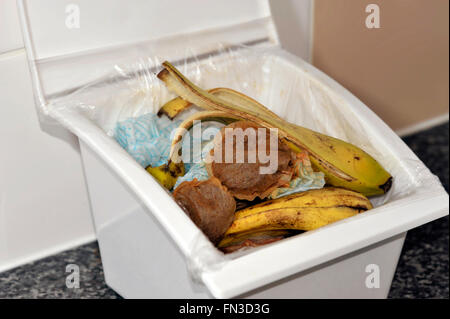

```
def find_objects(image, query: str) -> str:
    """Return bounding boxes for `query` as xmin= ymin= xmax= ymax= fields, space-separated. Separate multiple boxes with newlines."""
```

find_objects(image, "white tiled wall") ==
xmin=0 ymin=0 xmax=24 ymax=53
xmin=0 ymin=1 xmax=95 ymax=272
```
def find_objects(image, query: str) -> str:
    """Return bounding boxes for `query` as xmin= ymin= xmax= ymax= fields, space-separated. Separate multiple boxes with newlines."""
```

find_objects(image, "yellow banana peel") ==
xmin=234 ymin=187 xmax=372 ymax=219
xmin=157 ymin=87 xmax=278 ymax=120
xmin=225 ymin=207 xmax=360 ymax=235
xmin=157 ymin=62 xmax=392 ymax=197
xmin=157 ymin=96 xmax=192 ymax=119
xmin=222 ymin=188 xmax=372 ymax=238
xmin=145 ymin=161 xmax=185 ymax=190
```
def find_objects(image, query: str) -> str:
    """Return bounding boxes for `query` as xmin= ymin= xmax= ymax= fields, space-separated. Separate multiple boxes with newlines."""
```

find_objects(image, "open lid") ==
xmin=17 ymin=0 xmax=279 ymax=115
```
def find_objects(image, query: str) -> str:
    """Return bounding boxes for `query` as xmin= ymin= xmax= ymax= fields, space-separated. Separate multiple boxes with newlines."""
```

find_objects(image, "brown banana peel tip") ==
xmin=379 ymin=176 xmax=393 ymax=193
xmin=156 ymin=109 xmax=169 ymax=118
xmin=157 ymin=68 xmax=170 ymax=81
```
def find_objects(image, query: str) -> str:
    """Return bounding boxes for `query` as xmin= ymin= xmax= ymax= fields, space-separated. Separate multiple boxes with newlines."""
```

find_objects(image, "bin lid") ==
xmin=17 ymin=0 xmax=279 ymax=112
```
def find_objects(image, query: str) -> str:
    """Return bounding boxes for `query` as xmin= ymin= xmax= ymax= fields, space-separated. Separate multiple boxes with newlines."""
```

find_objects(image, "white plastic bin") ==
xmin=18 ymin=0 xmax=448 ymax=298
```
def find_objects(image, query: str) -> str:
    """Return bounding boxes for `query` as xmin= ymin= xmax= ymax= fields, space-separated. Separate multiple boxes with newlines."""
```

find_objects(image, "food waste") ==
xmin=142 ymin=61 xmax=393 ymax=252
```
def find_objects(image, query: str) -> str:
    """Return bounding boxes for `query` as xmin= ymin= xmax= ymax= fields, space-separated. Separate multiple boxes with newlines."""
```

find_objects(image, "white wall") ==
xmin=269 ymin=0 xmax=313 ymax=62
xmin=0 ymin=0 xmax=95 ymax=272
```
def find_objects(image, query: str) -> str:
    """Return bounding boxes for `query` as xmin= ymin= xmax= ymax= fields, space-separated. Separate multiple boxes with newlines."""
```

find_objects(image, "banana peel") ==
xmin=234 ymin=187 xmax=372 ymax=219
xmin=157 ymin=87 xmax=279 ymax=120
xmin=221 ymin=187 xmax=372 ymax=239
xmin=157 ymin=96 xmax=192 ymax=119
xmin=225 ymin=207 xmax=360 ymax=235
xmin=157 ymin=62 xmax=392 ymax=197
xmin=145 ymin=161 xmax=185 ymax=190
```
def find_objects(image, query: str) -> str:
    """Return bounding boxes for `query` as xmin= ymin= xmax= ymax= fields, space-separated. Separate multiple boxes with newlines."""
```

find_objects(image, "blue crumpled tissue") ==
xmin=115 ymin=113 xmax=181 ymax=168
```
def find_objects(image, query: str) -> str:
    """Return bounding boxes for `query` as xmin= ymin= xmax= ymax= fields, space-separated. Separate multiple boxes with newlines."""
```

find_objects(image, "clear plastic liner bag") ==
xmin=47 ymin=43 xmax=445 ymax=285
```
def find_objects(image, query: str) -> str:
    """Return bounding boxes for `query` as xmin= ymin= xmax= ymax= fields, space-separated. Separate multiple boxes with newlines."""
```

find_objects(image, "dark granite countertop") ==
xmin=0 ymin=123 xmax=448 ymax=299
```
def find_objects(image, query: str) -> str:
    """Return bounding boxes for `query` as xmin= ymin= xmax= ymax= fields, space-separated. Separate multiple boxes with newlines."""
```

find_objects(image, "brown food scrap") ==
xmin=173 ymin=177 xmax=236 ymax=244
xmin=220 ymin=237 xmax=285 ymax=254
xmin=207 ymin=121 xmax=299 ymax=201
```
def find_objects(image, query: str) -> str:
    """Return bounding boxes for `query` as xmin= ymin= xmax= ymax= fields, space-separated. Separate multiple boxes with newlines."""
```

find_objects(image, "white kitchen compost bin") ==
xmin=18 ymin=0 xmax=448 ymax=298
